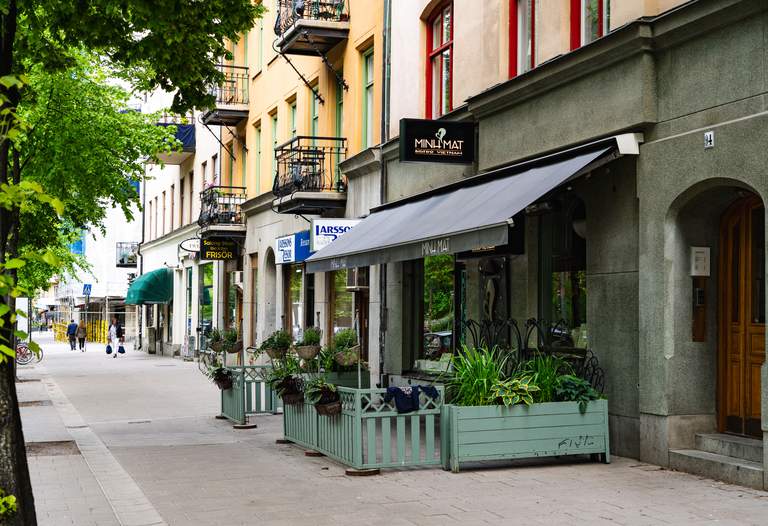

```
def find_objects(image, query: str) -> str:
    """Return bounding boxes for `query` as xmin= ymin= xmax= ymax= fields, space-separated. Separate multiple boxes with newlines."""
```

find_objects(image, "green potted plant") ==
xmin=304 ymin=376 xmax=341 ymax=416
xmin=264 ymin=352 xmax=304 ymax=404
xmin=222 ymin=328 xmax=243 ymax=354
xmin=207 ymin=365 xmax=233 ymax=390
xmin=208 ymin=328 xmax=224 ymax=353
xmin=295 ymin=326 xmax=322 ymax=360
xmin=260 ymin=329 xmax=292 ymax=360
xmin=332 ymin=328 xmax=359 ymax=366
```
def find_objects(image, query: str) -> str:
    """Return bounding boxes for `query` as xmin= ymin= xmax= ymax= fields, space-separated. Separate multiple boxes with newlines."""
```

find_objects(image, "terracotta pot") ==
xmin=296 ymin=345 xmax=321 ymax=360
xmin=315 ymin=400 xmax=342 ymax=416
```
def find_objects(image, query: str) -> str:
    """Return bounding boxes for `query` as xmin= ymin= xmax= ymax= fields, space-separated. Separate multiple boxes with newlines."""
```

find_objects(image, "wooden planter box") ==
xmin=440 ymin=400 xmax=610 ymax=473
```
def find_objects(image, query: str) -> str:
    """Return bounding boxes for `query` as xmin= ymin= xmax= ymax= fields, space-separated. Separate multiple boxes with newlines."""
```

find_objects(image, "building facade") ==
xmin=304 ymin=0 xmax=768 ymax=489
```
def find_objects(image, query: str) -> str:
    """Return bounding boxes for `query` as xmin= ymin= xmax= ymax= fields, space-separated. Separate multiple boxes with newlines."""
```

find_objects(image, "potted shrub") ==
xmin=332 ymin=328 xmax=359 ymax=366
xmin=304 ymin=376 xmax=341 ymax=416
xmin=264 ymin=352 xmax=304 ymax=405
xmin=208 ymin=328 xmax=224 ymax=353
xmin=261 ymin=330 xmax=292 ymax=360
xmin=208 ymin=365 xmax=233 ymax=390
xmin=441 ymin=346 xmax=610 ymax=473
xmin=295 ymin=326 xmax=322 ymax=360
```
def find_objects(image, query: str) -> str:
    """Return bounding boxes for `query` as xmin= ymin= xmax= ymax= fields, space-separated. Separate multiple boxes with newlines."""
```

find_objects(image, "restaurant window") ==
xmin=539 ymin=197 xmax=588 ymax=349
xmin=426 ymin=1 xmax=452 ymax=118
xmin=571 ymin=0 xmax=609 ymax=49
xmin=330 ymin=270 xmax=354 ymax=335
xmin=509 ymin=0 xmax=534 ymax=77
xmin=362 ymin=49 xmax=374 ymax=148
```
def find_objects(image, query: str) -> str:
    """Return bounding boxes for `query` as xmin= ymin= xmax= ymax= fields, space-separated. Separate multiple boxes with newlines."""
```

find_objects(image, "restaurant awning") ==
xmin=305 ymin=136 xmax=637 ymax=273
xmin=125 ymin=268 xmax=173 ymax=305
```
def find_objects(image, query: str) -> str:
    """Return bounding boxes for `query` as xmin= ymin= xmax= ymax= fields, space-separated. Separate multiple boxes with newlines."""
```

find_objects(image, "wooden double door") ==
xmin=719 ymin=196 xmax=765 ymax=438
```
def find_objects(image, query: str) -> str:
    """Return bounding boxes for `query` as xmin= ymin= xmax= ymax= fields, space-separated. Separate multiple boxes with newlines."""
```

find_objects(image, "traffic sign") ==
xmin=82 ymin=284 xmax=92 ymax=296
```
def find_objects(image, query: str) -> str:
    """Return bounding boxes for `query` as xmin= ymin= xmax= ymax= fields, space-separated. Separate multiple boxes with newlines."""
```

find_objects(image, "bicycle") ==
xmin=15 ymin=341 xmax=43 ymax=366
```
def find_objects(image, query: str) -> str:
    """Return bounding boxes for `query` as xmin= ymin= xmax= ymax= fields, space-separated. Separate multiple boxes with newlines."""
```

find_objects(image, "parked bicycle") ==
xmin=15 ymin=341 xmax=42 ymax=366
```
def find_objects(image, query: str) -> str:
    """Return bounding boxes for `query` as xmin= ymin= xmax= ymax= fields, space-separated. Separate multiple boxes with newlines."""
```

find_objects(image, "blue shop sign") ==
xmin=275 ymin=230 xmax=312 ymax=264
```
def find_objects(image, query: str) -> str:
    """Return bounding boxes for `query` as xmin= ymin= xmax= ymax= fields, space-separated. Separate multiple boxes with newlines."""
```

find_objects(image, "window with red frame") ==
xmin=570 ymin=0 xmax=609 ymax=50
xmin=426 ymin=2 xmax=453 ymax=118
xmin=509 ymin=0 xmax=535 ymax=78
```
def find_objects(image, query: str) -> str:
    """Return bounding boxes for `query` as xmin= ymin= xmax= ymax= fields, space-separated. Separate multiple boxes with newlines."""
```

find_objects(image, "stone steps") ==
xmin=669 ymin=449 xmax=764 ymax=490
xmin=695 ymin=433 xmax=763 ymax=463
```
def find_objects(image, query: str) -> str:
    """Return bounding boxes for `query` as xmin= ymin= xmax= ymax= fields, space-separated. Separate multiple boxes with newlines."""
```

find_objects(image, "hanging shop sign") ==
xmin=201 ymin=237 xmax=238 ymax=261
xmin=399 ymin=118 xmax=475 ymax=164
xmin=179 ymin=238 xmax=201 ymax=253
xmin=310 ymin=219 xmax=361 ymax=252
xmin=276 ymin=230 xmax=311 ymax=264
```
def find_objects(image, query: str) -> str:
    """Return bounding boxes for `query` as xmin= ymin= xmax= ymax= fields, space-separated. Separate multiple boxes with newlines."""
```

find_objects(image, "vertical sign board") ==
xmin=201 ymin=238 xmax=238 ymax=260
xmin=310 ymin=219 xmax=361 ymax=252
xmin=399 ymin=118 xmax=475 ymax=164
xmin=276 ymin=231 xmax=312 ymax=264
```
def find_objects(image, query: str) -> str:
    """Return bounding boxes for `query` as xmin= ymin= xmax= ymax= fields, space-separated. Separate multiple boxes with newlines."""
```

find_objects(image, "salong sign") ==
xmin=201 ymin=238 xmax=238 ymax=260
xmin=399 ymin=118 xmax=475 ymax=164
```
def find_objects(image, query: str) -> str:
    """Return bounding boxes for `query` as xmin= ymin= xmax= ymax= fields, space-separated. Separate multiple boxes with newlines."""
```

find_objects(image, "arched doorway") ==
xmin=719 ymin=194 xmax=765 ymax=437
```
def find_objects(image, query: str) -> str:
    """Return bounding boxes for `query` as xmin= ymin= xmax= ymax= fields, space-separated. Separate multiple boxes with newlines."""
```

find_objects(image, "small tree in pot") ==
xmin=295 ymin=326 xmax=322 ymax=360
xmin=304 ymin=377 xmax=341 ymax=416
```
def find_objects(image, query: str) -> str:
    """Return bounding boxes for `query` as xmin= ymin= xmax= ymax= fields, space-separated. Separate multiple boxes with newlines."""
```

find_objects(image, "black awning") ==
xmin=305 ymin=146 xmax=613 ymax=273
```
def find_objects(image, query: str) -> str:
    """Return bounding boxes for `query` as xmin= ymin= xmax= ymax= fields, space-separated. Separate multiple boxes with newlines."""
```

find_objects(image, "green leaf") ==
xmin=4 ymin=258 xmax=26 ymax=269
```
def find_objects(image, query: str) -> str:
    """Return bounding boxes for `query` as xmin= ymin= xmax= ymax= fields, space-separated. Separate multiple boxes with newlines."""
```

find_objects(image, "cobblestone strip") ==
xmin=42 ymin=376 xmax=167 ymax=526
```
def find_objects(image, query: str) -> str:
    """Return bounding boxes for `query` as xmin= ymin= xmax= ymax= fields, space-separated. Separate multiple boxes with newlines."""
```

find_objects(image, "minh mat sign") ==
xmin=399 ymin=118 xmax=475 ymax=164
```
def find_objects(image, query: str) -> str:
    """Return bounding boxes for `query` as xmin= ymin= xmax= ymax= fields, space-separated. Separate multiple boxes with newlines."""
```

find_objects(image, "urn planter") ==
xmin=440 ymin=400 xmax=610 ymax=473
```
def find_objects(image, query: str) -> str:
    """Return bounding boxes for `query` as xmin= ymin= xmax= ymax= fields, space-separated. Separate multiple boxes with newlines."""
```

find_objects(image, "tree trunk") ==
xmin=0 ymin=0 xmax=38 ymax=523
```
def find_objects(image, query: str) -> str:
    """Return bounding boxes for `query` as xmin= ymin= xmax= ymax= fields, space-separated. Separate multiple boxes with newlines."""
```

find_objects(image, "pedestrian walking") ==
xmin=76 ymin=321 xmax=87 ymax=352
xmin=108 ymin=316 xmax=124 ymax=359
xmin=66 ymin=319 xmax=78 ymax=351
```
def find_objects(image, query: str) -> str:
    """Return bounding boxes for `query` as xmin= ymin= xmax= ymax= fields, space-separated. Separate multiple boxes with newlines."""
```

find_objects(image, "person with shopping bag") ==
xmin=107 ymin=316 xmax=125 ymax=358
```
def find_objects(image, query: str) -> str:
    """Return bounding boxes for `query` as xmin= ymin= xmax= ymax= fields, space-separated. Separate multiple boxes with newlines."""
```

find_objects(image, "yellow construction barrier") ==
xmin=52 ymin=320 xmax=108 ymax=344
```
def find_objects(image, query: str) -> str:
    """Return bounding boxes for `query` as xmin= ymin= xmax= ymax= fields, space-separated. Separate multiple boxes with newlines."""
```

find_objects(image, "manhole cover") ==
xmin=19 ymin=400 xmax=52 ymax=407
xmin=26 ymin=441 xmax=80 ymax=456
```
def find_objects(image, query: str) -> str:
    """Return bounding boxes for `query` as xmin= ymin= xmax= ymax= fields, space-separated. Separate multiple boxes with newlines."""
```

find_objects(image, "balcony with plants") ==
xmin=273 ymin=0 xmax=350 ymax=56
xmin=272 ymin=135 xmax=347 ymax=215
xmin=197 ymin=185 xmax=247 ymax=236
xmin=200 ymin=63 xmax=249 ymax=126
xmin=155 ymin=113 xmax=196 ymax=165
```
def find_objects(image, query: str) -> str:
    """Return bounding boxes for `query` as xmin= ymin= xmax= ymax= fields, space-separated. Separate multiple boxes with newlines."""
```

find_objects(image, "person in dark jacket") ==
xmin=66 ymin=319 xmax=78 ymax=351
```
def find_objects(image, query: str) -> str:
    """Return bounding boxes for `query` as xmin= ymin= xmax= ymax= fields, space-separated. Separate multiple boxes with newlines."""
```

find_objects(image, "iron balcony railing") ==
xmin=272 ymin=136 xmax=347 ymax=198
xmin=198 ymin=186 xmax=246 ymax=228
xmin=210 ymin=64 xmax=249 ymax=106
xmin=274 ymin=0 xmax=349 ymax=36
xmin=156 ymin=113 xmax=196 ymax=151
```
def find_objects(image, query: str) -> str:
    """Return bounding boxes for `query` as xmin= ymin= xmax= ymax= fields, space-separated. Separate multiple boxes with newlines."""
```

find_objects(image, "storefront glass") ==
xmin=199 ymin=263 xmax=213 ymax=337
xmin=417 ymin=255 xmax=454 ymax=371
xmin=288 ymin=264 xmax=303 ymax=340
xmin=331 ymin=270 xmax=353 ymax=335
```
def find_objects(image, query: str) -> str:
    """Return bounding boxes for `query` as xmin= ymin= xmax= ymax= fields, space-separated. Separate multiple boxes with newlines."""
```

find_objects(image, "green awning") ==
xmin=125 ymin=268 xmax=173 ymax=305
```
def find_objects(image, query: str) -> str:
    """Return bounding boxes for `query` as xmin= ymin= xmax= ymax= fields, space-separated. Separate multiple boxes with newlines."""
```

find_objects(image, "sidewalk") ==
xmin=19 ymin=332 xmax=768 ymax=525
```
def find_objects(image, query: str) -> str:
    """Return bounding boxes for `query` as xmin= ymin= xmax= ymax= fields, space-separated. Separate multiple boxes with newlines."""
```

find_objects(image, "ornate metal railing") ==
xmin=283 ymin=386 xmax=444 ymax=470
xmin=272 ymin=136 xmax=347 ymax=198
xmin=197 ymin=186 xmax=246 ymax=228
xmin=274 ymin=0 xmax=349 ymax=36
xmin=210 ymin=64 xmax=249 ymax=106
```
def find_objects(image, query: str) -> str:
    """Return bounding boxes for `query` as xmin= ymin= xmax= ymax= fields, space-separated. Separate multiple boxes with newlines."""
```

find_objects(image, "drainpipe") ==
xmin=378 ymin=0 xmax=392 ymax=388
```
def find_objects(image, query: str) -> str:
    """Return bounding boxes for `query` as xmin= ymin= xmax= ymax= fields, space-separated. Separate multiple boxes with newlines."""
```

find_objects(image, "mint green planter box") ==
xmin=441 ymin=400 xmax=610 ymax=473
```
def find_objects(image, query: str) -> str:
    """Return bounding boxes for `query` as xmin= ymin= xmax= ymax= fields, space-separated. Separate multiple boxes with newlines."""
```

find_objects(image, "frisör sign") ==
xmin=201 ymin=238 xmax=238 ymax=260
xmin=399 ymin=118 xmax=475 ymax=164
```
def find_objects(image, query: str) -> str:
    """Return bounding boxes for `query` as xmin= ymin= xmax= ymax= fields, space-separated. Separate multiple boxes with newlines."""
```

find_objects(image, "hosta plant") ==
xmin=555 ymin=374 xmax=601 ymax=413
xmin=492 ymin=376 xmax=540 ymax=407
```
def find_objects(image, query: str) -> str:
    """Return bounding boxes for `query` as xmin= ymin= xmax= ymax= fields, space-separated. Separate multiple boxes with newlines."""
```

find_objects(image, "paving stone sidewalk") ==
xmin=20 ymin=333 xmax=768 ymax=526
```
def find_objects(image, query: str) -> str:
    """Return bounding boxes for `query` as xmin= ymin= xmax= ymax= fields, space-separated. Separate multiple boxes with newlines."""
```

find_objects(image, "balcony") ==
xmin=156 ymin=115 xmax=195 ymax=165
xmin=197 ymin=186 xmax=247 ymax=237
xmin=272 ymin=136 xmax=347 ymax=215
xmin=274 ymin=0 xmax=350 ymax=56
xmin=200 ymin=64 xmax=249 ymax=126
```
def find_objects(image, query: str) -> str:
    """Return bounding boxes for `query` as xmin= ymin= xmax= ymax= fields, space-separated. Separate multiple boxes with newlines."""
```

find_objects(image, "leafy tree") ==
xmin=0 ymin=2 xmax=264 ymax=524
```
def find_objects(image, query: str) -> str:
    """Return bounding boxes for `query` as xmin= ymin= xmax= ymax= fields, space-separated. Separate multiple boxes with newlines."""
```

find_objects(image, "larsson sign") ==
xmin=310 ymin=219 xmax=360 ymax=252
xmin=399 ymin=118 xmax=475 ymax=164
